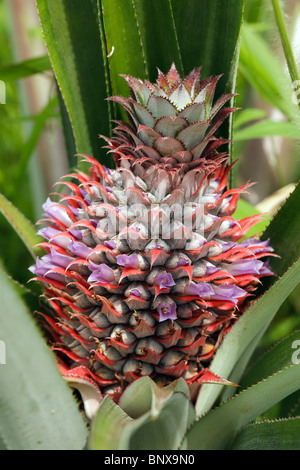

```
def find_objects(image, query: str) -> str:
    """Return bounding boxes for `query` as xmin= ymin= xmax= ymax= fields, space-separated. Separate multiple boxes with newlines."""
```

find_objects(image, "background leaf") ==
xmin=16 ymin=96 xmax=58 ymax=180
xmin=239 ymin=21 xmax=299 ymax=121
xmin=36 ymin=0 xmax=111 ymax=165
xmin=233 ymin=107 xmax=267 ymax=128
xmin=172 ymin=0 xmax=245 ymax=178
xmin=186 ymin=364 xmax=300 ymax=450
xmin=230 ymin=417 xmax=300 ymax=450
xmin=240 ymin=330 xmax=300 ymax=389
xmin=100 ymin=0 xmax=184 ymax=92
xmin=133 ymin=0 xmax=184 ymax=79
xmin=172 ymin=0 xmax=244 ymax=97
xmin=0 ymin=193 xmax=43 ymax=259
xmin=100 ymin=0 xmax=148 ymax=102
xmin=0 ymin=264 xmax=88 ymax=450
xmin=0 ymin=55 xmax=51 ymax=81
xmin=234 ymin=119 xmax=300 ymax=140
xmin=261 ymin=181 xmax=300 ymax=279
xmin=271 ymin=0 xmax=300 ymax=99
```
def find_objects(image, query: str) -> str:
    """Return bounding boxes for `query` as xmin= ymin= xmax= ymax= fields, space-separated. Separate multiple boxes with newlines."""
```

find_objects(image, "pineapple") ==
xmin=29 ymin=64 xmax=274 ymax=406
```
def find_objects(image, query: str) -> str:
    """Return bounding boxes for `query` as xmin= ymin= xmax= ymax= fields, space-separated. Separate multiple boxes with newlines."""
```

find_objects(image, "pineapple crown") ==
xmin=104 ymin=63 xmax=238 ymax=177
xmin=123 ymin=63 xmax=225 ymax=111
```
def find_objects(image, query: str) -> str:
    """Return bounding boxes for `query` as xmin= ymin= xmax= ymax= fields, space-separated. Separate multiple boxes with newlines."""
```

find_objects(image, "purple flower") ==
xmin=79 ymin=188 xmax=88 ymax=199
xmin=259 ymin=259 xmax=273 ymax=276
xmin=42 ymin=198 xmax=72 ymax=227
xmin=29 ymin=256 xmax=54 ymax=277
xmin=153 ymin=271 xmax=175 ymax=290
xmin=47 ymin=247 xmax=74 ymax=268
xmin=240 ymin=238 xmax=270 ymax=249
xmin=130 ymin=288 xmax=141 ymax=298
xmin=68 ymin=240 xmax=92 ymax=258
xmin=88 ymin=261 xmax=115 ymax=284
xmin=240 ymin=238 xmax=274 ymax=255
xmin=103 ymin=165 xmax=112 ymax=175
xmin=29 ymin=247 xmax=74 ymax=277
xmin=177 ymin=257 xmax=190 ymax=267
xmin=212 ymin=285 xmax=246 ymax=304
xmin=117 ymin=253 xmax=139 ymax=268
xmin=226 ymin=259 xmax=263 ymax=276
xmin=183 ymin=282 xmax=214 ymax=297
xmin=69 ymin=206 xmax=79 ymax=217
xmin=205 ymin=265 xmax=220 ymax=275
xmin=68 ymin=228 xmax=82 ymax=240
xmin=37 ymin=226 xmax=60 ymax=241
xmin=105 ymin=240 xmax=116 ymax=250
xmin=29 ymin=254 xmax=71 ymax=283
xmin=157 ymin=302 xmax=177 ymax=322
xmin=38 ymin=227 xmax=74 ymax=250
xmin=221 ymin=242 xmax=237 ymax=252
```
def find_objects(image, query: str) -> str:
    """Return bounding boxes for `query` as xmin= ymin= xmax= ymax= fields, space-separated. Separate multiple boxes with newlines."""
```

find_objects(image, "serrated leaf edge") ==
xmin=179 ymin=363 xmax=300 ymax=450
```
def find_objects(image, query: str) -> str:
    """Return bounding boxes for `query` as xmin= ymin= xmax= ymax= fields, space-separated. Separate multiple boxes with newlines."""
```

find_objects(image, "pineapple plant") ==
xmin=29 ymin=65 xmax=275 ymax=409
xmin=1 ymin=0 xmax=300 ymax=451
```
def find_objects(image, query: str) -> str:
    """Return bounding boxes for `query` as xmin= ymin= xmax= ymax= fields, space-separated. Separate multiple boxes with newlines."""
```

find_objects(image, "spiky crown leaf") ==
xmin=104 ymin=63 xmax=237 ymax=178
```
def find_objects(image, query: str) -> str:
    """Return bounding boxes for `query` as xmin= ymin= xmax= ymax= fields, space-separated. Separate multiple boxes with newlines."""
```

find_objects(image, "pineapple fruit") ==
xmin=29 ymin=64 xmax=274 ymax=407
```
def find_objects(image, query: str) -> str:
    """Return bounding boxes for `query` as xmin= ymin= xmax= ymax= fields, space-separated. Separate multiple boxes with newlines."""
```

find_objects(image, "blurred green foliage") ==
xmin=0 ymin=0 xmax=36 ymax=285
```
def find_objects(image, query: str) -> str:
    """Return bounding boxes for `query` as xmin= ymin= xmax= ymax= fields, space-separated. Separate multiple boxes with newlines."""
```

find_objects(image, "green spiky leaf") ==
xmin=186 ymin=364 xmax=300 ymax=450
xmin=0 ymin=56 xmax=51 ymax=81
xmin=89 ymin=377 xmax=194 ymax=450
xmin=36 ymin=0 xmax=111 ymax=165
xmin=0 ymin=193 xmax=43 ymax=259
xmin=88 ymin=396 xmax=134 ymax=451
xmin=230 ymin=417 xmax=300 ymax=450
xmin=0 ymin=265 xmax=88 ymax=450
xmin=261 ymin=182 xmax=300 ymax=279
xmin=240 ymin=330 xmax=300 ymax=389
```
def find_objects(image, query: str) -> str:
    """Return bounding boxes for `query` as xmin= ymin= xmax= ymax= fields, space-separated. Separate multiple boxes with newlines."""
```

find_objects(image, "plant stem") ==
xmin=270 ymin=137 xmax=286 ymax=188
xmin=271 ymin=0 xmax=300 ymax=111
